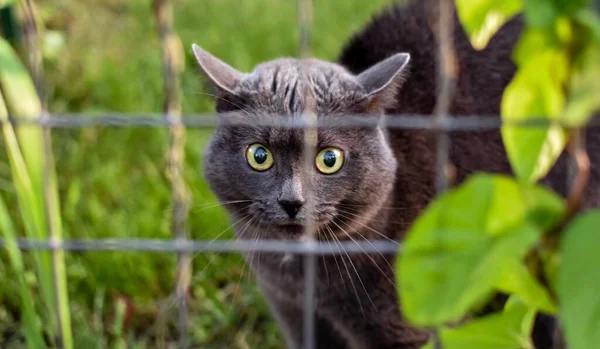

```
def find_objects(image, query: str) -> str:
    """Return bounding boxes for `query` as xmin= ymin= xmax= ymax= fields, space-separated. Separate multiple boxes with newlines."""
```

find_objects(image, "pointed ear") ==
xmin=192 ymin=44 xmax=247 ymax=95
xmin=357 ymin=53 xmax=410 ymax=97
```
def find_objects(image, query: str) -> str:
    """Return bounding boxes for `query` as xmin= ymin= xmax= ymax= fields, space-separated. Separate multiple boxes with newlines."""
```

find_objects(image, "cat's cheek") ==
xmin=202 ymin=138 xmax=253 ymax=201
xmin=381 ymin=156 xmax=398 ymax=174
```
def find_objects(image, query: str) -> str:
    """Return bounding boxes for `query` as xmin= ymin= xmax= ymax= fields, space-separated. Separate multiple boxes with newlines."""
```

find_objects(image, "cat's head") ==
xmin=193 ymin=44 xmax=410 ymax=240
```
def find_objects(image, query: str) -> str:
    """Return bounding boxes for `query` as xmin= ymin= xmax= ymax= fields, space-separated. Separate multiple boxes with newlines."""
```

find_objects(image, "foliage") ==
xmin=558 ymin=212 xmax=600 ymax=349
xmin=421 ymin=296 xmax=537 ymax=349
xmin=399 ymin=174 xmax=560 ymax=326
xmin=0 ymin=0 xmax=17 ymax=8
xmin=402 ymin=1 xmax=600 ymax=348
xmin=455 ymin=0 xmax=522 ymax=49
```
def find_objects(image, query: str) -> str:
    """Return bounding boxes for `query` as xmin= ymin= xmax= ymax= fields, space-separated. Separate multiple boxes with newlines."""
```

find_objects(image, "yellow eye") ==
xmin=246 ymin=143 xmax=274 ymax=171
xmin=315 ymin=147 xmax=344 ymax=174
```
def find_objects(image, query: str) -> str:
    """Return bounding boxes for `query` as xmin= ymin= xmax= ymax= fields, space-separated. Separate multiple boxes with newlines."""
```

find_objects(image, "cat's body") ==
xmin=193 ymin=0 xmax=599 ymax=348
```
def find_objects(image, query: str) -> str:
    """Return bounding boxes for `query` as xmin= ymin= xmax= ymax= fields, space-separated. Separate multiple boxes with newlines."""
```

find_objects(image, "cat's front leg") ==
xmin=258 ymin=277 xmax=352 ymax=349
xmin=257 ymin=280 xmax=304 ymax=349
xmin=316 ymin=268 xmax=430 ymax=349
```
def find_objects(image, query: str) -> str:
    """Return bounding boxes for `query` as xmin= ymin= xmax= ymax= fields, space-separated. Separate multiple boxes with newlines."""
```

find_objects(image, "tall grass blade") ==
xmin=0 ymin=37 xmax=55 ymax=327
xmin=0 ymin=94 xmax=46 ymax=349
xmin=0 ymin=36 xmax=72 ymax=348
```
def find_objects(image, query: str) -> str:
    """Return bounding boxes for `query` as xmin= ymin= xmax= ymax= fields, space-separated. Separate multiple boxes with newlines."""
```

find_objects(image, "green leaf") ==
xmin=512 ymin=29 xmax=557 ymax=67
xmin=0 ymin=163 xmax=46 ymax=348
xmin=0 ymin=35 xmax=44 ymax=190
xmin=501 ymin=47 xmax=569 ymax=183
xmin=0 ymin=44 xmax=57 ymax=325
xmin=558 ymin=210 xmax=600 ymax=349
xmin=523 ymin=0 xmax=558 ymax=29
xmin=422 ymin=296 xmax=536 ymax=349
xmin=522 ymin=0 xmax=592 ymax=30
xmin=520 ymin=180 xmax=567 ymax=231
xmin=455 ymin=0 xmax=522 ymax=50
xmin=562 ymin=42 xmax=600 ymax=127
xmin=551 ymin=0 xmax=592 ymax=16
xmin=496 ymin=261 xmax=556 ymax=314
xmin=574 ymin=9 xmax=600 ymax=42
xmin=0 ymin=0 xmax=18 ymax=8
xmin=540 ymin=249 xmax=560 ymax=294
xmin=397 ymin=174 xmax=564 ymax=326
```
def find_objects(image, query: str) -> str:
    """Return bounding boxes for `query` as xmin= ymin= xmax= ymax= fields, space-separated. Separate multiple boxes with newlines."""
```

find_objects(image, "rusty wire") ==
xmin=152 ymin=0 xmax=191 ymax=348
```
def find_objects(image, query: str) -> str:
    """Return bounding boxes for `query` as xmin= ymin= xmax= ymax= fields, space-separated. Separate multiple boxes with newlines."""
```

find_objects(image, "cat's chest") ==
xmin=245 ymin=249 xmax=389 ymax=306
xmin=247 ymin=251 xmax=305 ymax=291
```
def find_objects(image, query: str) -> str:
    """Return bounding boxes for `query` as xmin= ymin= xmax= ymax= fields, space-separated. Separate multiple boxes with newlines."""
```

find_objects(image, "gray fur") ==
xmin=195 ymin=45 xmax=417 ymax=348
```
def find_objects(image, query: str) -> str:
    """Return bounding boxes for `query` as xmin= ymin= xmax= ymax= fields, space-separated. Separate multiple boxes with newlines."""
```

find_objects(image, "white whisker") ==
xmin=317 ymin=228 xmax=330 ymax=286
xmin=330 ymin=221 xmax=378 ymax=312
xmin=323 ymin=227 xmax=347 ymax=292
xmin=186 ymin=199 xmax=254 ymax=214
xmin=337 ymin=206 xmax=406 ymax=225
xmin=339 ymin=203 xmax=411 ymax=211
xmin=189 ymin=210 xmax=253 ymax=284
xmin=326 ymin=225 xmax=367 ymax=318
xmin=156 ymin=210 xmax=253 ymax=317
xmin=188 ymin=91 xmax=250 ymax=113
xmin=336 ymin=211 xmax=399 ymax=246
xmin=336 ymin=218 xmax=396 ymax=284
xmin=224 ymin=217 xmax=257 ymax=322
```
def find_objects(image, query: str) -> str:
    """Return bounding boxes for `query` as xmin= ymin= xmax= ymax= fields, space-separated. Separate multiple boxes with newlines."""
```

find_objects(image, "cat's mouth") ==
xmin=277 ymin=220 xmax=330 ymax=229
xmin=279 ymin=220 xmax=303 ymax=227
xmin=256 ymin=218 xmax=333 ymax=237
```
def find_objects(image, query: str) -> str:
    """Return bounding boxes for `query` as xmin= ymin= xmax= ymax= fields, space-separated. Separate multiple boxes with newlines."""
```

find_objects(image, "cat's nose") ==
xmin=278 ymin=199 xmax=304 ymax=219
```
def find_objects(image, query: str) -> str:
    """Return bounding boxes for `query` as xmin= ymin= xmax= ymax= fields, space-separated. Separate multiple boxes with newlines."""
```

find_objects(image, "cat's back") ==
xmin=337 ymin=0 xmax=527 ymax=232
xmin=338 ymin=0 xmax=524 ymax=116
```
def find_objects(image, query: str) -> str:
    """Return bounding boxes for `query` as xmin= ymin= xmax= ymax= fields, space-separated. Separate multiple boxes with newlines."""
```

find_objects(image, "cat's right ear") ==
xmin=357 ymin=52 xmax=410 ymax=97
xmin=192 ymin=44 xmax=247 ymax=96
xmin=356 ymin=52 xmax=410 ymax=112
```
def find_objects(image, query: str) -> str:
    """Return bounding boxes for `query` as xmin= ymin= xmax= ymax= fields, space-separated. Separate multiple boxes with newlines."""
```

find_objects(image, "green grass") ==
xmin=0 ymin=0 xmax=395 ymax=347
xmin=0 ymin=33 xmax=71 ymax=348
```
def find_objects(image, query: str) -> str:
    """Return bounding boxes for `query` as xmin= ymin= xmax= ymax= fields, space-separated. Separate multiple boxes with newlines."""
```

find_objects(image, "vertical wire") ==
xmin=563 ymin=0 xmax=594 ymax=225
xmin=22 ymin=1 xmax=72 ymax=347
xmin=432 ymin=0 xmax=458 ymax=347
xmin=565 ymin=130 xmax=589 ymax=217
xmin=152 ymin=1 xmax=191 ymax=348
xmin=433 ymin=0 xmax=457 ymax=195
xmin=298 ymin=0 xmax=316 ymax=348
xmin=298 ymin=0 xmax=312 ymax=59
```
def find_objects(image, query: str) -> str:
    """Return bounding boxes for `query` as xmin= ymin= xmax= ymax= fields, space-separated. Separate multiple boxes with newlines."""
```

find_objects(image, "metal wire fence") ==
xmin=1 ymin=0 xmax=598 ymax=348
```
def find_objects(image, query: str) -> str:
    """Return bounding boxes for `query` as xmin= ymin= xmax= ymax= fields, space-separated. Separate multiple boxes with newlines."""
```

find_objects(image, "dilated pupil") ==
xmin=323 ymin=151 xmax=337 ymax=167
xmin=254 ymin=148 xmax=268 ymax=164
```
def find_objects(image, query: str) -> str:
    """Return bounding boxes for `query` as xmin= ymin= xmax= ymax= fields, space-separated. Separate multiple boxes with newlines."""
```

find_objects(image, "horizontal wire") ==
xmin=0 ymin=238 xmax=401 ymax=255
xmin=3 ymin=113 xmax=600 ymax=130
xmin=2 ymin=113 xmax=597 ymax=256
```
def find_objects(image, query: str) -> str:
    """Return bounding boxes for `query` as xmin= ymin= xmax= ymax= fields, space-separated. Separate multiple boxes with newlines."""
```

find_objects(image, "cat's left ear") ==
xmin=192 ymin=43 xmax=247 ymax=96
xmin=356 ymin=53 xmax=410 ymax=110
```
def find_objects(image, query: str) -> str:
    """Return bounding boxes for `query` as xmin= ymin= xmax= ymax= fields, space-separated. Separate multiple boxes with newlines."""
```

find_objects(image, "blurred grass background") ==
xmin=0 ymin=0 xmax=394 ymax=347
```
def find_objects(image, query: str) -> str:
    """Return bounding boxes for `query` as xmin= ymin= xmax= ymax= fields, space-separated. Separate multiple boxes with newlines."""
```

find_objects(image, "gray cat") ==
xmin=192 ymin=0 xmax=599 ymax=348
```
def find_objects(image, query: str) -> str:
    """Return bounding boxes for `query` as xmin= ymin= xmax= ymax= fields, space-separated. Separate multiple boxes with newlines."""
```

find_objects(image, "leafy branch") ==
xmin=398 ymin=1 xmax=600 ymax=348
